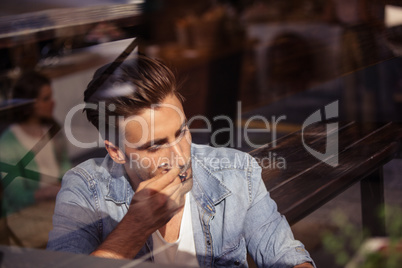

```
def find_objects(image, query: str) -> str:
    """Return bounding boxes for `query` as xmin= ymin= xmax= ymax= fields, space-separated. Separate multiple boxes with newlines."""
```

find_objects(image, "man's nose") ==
xmin=171 ymin=143 xmax=186 ymax=169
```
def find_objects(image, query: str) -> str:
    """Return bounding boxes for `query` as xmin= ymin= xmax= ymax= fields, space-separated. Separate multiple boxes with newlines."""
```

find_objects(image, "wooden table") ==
xmin=250 ymin=121 xmax=402 ymax=236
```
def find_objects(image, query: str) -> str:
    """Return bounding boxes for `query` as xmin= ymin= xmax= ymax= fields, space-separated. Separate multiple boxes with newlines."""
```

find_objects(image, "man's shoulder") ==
xmin=59 ymin=154 xmax=131 ymax=208
xmin=65 ymin=155 xmax=118 ymax=182
xmin=191 ymin=143 xmax=255 ymax=172
xmin=72 ymin=157 xmax=105 ymax=173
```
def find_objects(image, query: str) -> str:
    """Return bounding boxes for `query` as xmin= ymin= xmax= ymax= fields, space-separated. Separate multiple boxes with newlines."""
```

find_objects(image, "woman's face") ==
xmin=34 ymin=84 xmax=54 ymax=119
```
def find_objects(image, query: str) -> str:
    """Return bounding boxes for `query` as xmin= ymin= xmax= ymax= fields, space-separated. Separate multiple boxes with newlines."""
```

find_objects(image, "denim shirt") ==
xmin=47 ymin=144 xmax=315 ymax=267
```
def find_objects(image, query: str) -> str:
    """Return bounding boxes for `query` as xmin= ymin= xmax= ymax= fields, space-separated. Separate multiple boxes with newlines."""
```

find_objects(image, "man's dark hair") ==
xmin=84 ymin=55 xmax=183 ymax=143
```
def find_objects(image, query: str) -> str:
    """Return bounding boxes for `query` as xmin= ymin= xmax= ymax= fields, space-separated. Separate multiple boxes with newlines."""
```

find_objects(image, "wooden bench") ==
xmin=250 ymin=121 xmax=402 ymax=236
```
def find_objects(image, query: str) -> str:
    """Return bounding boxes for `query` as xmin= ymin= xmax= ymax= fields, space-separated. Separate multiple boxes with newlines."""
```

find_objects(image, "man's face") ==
xmin=118 ymin=94 xmax=193 ymax=193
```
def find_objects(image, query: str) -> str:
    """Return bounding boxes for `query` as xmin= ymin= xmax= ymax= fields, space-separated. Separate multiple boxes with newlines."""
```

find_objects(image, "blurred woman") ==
xmin=0 ymin=71 xmax=70 ymax=216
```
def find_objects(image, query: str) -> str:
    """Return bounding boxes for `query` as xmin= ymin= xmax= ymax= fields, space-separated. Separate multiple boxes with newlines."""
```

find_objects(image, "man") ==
xmin=47 ymin=54 xmax=315 ymax=267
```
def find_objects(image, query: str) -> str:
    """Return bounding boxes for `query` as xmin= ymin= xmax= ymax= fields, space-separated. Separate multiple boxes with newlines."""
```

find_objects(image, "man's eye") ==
xmin=147 ymin=145 xmax=161 ymax=152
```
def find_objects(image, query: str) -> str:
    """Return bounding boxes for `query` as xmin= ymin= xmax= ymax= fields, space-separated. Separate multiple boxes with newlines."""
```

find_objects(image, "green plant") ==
xmin=322 ymin=205 xmax=402 ymax=268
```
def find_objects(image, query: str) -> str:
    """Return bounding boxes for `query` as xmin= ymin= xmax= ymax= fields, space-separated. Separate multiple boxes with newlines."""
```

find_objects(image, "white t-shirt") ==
xmin=151 ymin=193 xmax=199 ymax=267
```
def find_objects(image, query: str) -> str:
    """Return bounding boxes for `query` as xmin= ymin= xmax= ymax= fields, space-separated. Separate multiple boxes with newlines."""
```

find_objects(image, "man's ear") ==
xmin=104 ymin=140 xmax=126 ymax=164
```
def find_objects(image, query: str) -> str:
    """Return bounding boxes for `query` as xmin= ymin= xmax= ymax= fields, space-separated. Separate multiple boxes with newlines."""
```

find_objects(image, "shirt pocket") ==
xmin=214 ymin=237 xmax=248 ymax=268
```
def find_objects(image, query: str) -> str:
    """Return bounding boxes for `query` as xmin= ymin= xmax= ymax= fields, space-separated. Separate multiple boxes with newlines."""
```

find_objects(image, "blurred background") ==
xmin=0 ymin=0 xmax=402 ymax=267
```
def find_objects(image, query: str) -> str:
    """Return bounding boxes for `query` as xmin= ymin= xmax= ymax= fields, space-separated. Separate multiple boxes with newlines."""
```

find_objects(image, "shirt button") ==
xmin=234 ymin=260 xmax=240 ymax=266
xmin=206 ymin=240 xmax=211 ymax=245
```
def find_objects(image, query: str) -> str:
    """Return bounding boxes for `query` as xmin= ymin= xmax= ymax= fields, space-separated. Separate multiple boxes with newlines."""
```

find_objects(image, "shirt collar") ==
xmin=103 ymin=155 xmax=134 ymax=205
xmin=190 ymin=151 xmax=232 ymax=214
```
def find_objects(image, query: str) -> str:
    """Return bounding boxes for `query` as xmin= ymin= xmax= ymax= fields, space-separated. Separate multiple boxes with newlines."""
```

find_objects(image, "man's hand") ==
xmin=91 ymin=167 xmax=186 ymax=259
xmin=128 ymin=167 xmax=187 ymax=236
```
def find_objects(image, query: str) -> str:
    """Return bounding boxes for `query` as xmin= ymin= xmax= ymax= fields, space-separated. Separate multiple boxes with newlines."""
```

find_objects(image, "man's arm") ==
xmin=91 ymin=167 xmax=186 ymax=259
xmin=89 ymin=203 xmax=152 ymax=259
xmin=48 ymin=167 xmax=185 ymax=258
xmin=244 ymin=156 xmax=316 ymax=267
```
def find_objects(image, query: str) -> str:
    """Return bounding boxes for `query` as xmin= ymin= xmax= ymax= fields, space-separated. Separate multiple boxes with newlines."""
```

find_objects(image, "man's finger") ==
xmin=144 ymin=167 xmax=181 ymax=192
xmin=160 ymin=179 xmax=184 ymax=197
